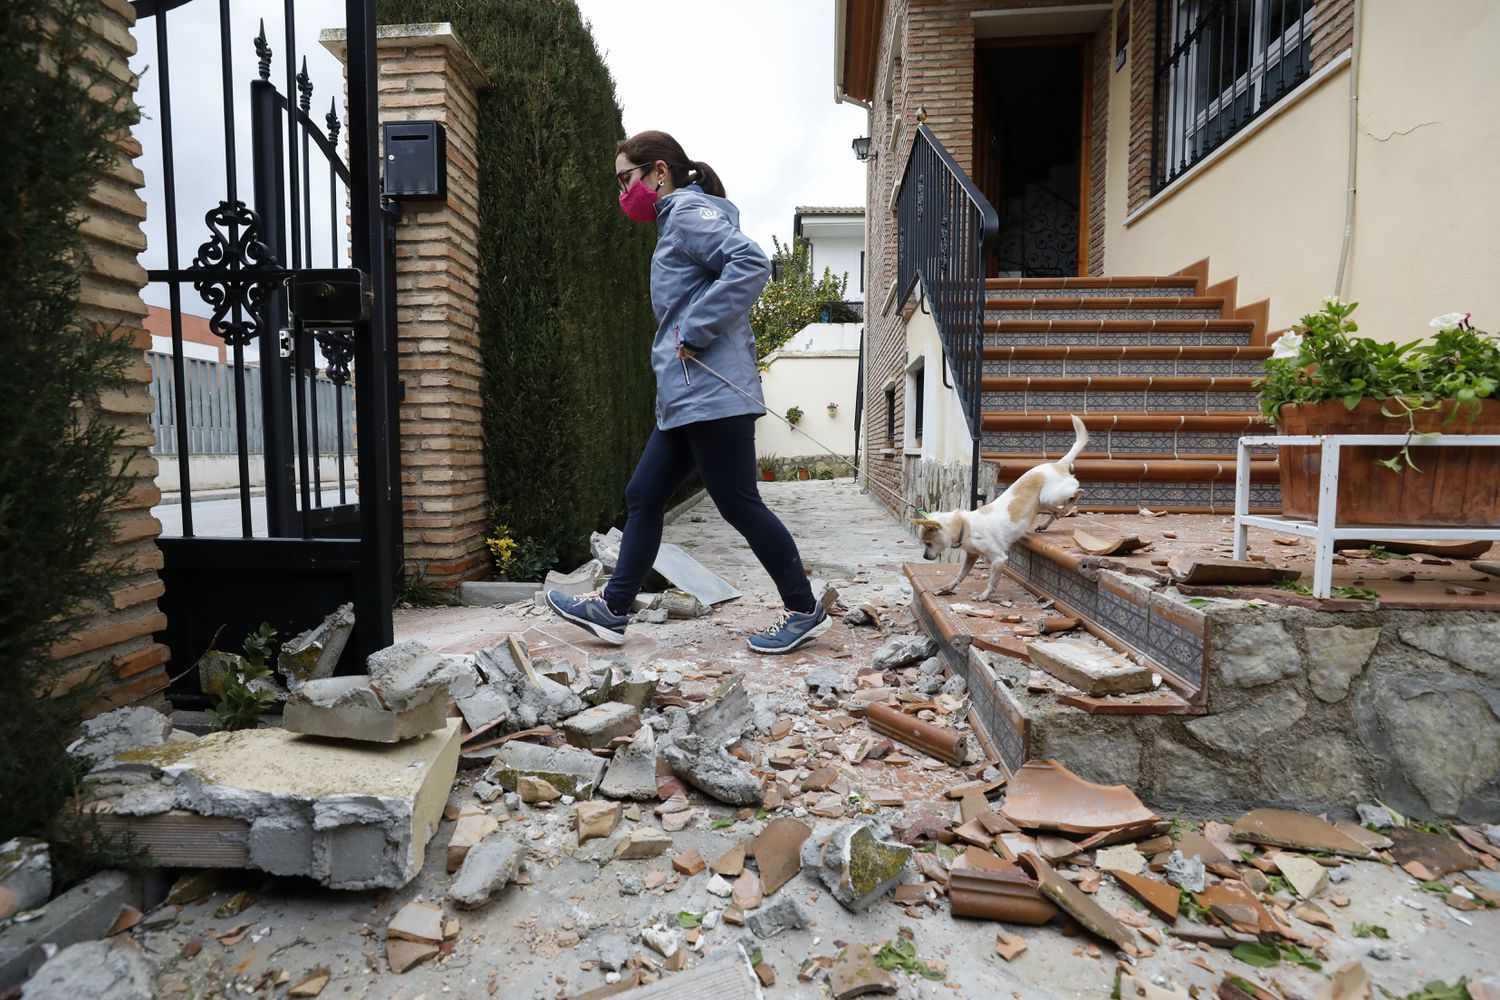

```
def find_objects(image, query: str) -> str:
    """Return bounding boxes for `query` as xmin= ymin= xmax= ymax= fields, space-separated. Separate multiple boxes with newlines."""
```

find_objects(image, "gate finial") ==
xmin=297 ymin=57 xmax=313 ymax=112
xmin=326 ymin=98 xmax=341 ymax=145
xmin=255 ymin=20 xmax=272 ymax=81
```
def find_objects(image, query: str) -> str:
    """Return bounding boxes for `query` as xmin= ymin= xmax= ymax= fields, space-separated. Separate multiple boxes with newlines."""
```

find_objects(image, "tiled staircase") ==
xmin=978 ymin=273 xmax=1281 ymax=512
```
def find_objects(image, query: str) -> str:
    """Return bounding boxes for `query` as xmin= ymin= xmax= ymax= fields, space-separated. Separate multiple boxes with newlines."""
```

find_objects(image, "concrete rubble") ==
xmin=50 ymin=483 xmax=1500 ymax=998
xmin=282 ymin=674 xmax=447 ymax=742
xmin=0 ymin=839 xmax=52 ymax=920
xmin=276 ymin=602 xmax=354 ymax=687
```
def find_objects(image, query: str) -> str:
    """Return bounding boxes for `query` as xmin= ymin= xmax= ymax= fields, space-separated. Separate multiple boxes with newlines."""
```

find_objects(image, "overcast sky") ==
xmin=128 ymin=1 xmax=868 ymax=314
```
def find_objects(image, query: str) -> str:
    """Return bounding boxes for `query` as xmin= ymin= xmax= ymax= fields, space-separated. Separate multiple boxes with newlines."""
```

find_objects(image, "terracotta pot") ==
xmin=761 ymin=469 xmax=776 ymax=482
xmin=1275 ymin=398 xmax=1500 ymax=526
xmin=797 ymin=469 xmax=810 ymax=481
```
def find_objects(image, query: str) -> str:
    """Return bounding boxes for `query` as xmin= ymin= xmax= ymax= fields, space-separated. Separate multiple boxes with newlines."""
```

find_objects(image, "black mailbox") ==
xmin=290 ymin=269 xmax=372 ymax=325
xmin=382 ymin=121 xmax=447 ymax=200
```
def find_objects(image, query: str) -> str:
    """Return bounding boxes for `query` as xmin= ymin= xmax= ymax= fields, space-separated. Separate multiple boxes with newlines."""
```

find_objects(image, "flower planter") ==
xmin=761 ymin=469 xmax=776 ymax=482
xmin=1275 ymin=398 xmax=1500 ymax=526
xmin=796 ymin=469 xmax=810 ymax=481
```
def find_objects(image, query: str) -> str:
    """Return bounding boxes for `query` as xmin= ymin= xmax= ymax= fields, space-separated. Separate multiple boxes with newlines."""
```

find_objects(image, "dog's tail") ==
xmin=1060 ymin=414 xmax=1089 ymax=468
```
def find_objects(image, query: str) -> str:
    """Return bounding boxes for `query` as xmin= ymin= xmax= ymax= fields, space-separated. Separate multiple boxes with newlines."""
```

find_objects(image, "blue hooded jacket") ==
xmin=649 ymin=184 xmax=770 ymax=430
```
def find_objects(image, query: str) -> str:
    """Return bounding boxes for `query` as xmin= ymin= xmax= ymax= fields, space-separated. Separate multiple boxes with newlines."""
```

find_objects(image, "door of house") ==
xmin=132 ymin=0 xmax=401 ymax=699
xmin=973 ymin=38 xmax=1092 ymax=278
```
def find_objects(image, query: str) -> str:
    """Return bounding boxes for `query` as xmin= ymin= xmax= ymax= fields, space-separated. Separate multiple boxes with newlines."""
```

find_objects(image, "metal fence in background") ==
xmin=146 ymin=352 xmax=353 ymax=456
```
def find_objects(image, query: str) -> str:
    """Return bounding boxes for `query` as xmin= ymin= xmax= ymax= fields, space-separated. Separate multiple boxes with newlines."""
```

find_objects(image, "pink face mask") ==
xmin=618 ymin=180 xmax=660 ymax=222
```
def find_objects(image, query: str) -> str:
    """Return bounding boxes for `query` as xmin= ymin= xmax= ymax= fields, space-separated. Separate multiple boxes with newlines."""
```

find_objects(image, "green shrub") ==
xmin=377 ymin=0 xmax=657 ymax=568
xmin=0 ymin=0 xmax=140 ymax=841
xmin=750 ymin=236 xmax=849 ymax=361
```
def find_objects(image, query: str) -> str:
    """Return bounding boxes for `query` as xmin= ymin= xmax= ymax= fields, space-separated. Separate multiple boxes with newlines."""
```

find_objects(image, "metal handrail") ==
xmin=896 ymin=124 xmax=1000 ymax=507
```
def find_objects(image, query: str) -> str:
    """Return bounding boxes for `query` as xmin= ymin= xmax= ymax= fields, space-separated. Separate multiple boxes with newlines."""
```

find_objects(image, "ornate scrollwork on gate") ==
xmin=314 ymin=329 xmax=355 ymax=387
xmin=190 ymin=200 xmax=280 ymax=346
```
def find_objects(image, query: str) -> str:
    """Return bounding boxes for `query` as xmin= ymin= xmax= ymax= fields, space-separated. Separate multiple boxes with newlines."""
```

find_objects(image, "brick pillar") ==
xmin=52 ymin=0 xmax=171 ymax=709
xmin=375 ymin=25 xmax=492 ymax=585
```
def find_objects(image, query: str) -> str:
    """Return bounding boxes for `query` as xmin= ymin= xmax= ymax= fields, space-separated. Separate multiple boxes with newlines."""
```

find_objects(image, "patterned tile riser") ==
xmin=984 ymin=358 xmax=1267 ymax=378
xmin=992 ymin=332 xmax=1254 ymax=348
xmin=982 ymin=429 xmax=1279 ymax=458
xmin=995 ymin=479 xmax=1282 ymax=510
xmin=983 ymin=391 xmax=1262 ymax=413
xmin=986 ymin=286 xmax=1191 ymax=300
xmin=986 ymin=307 xmax=1225 ymax=322
xmin=1006 ymin=547 xmax=1205 ymax=696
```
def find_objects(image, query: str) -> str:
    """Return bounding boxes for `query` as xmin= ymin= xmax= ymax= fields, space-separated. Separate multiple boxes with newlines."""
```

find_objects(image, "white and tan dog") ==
xmin=912 ymin=414 xmax=1088 ymax=601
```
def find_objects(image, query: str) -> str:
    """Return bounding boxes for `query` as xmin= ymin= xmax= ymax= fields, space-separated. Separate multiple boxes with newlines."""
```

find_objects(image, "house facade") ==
xmin=755 ymin=207 xmax=866 ymax=467
xmin=834 ymin=0 xmax=1500 ymax=516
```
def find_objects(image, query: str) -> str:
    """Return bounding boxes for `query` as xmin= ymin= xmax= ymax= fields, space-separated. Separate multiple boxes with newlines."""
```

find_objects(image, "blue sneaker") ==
xmin=748 ymin=600 xmax=831 ymax=655
xmin=545 ymin=590 xmax=628 ymax=645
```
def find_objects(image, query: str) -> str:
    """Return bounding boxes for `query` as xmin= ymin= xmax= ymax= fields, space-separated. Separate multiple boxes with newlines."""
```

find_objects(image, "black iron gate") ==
xmin=133 ymin=0 xmax=401 ymax=698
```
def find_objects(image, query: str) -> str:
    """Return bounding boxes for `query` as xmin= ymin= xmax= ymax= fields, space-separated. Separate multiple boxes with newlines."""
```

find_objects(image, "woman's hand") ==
xmin=675 ymin=345 xmax=698 ymax=360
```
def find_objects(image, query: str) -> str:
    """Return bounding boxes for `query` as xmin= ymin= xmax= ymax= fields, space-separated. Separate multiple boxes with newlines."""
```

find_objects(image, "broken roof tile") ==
xmin=1001 ymin=760 xmax=1159 ymax=834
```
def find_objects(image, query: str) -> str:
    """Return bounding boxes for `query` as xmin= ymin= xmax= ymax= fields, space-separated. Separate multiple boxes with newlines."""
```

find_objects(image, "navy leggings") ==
xmin=602 ymin=414 xmax=816 ymax=616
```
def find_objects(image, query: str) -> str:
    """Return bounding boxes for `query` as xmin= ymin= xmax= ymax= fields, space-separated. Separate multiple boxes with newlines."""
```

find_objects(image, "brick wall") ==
xmin=376 ymin=26 xmax=492 ymax=586
xmin=1087 ymin=18 xmax=1111 ymax=275
xmin=53 ymin=0 xmax=171 ymax=711
xmin=1127 ymin=0 xmax=1356 ymax=213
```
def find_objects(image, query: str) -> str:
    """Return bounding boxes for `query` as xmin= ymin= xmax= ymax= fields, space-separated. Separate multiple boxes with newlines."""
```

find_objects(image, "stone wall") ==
xmin=901 ymin=455 xmax=1000 ymax=519
xmin=375 ymin=24 xmax=492 ymax=586
xmin=53 ymin=0 xmax=171 ymax=711
xmin=984 ymin=583 xmax=1500 ymax=823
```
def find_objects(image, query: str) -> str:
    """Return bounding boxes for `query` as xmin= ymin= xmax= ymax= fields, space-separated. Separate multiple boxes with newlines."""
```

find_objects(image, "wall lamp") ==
xmin=851 ymin=136 xmax=874 ymax=162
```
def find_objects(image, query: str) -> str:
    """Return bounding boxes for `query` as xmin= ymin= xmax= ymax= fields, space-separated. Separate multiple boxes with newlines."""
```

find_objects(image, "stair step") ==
xmin=980 ymin=376 xmax=1260 ymax=415
xmin=993 ymin=457 xmax=1278 ymax=483
xmin=986 ymin=319 xmax=1256 ymax=347
xmin=987 ymin=298 xmax=1225 ymax=323
xmin=985 ymin=276 xmax=1199 ymax=293
xmin=983 ymin=344 xmax=1270 ymax=378
xmin=980 ymin=412 xmax=1268 ymax=432
xmin=983 ymin=431 xmax=1274 ymax=461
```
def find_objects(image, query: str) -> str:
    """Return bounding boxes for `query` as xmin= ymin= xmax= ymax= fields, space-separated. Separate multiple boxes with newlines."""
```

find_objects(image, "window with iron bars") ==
xmin=1152 ymin=0 xmax=1316 ymax=193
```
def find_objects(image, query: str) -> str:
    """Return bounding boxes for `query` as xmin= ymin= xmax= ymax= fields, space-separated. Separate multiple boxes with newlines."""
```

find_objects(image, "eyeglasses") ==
xmin=616 ymin=162 xmax=652 ymax=192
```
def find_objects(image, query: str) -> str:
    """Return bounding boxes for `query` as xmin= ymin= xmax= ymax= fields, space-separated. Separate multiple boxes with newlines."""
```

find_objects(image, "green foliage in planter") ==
xmin=785 ymin=405 xmax=804 ymax=426
xmin=378 ymin=0 xmax=657 ymax=568
xmin=750 ymin=236 xmax=850 ymax=361
xmin=0 ymin=0 xmax=140 ymax=842
xmin=1257 ymin=301 xmax=1500 ymax=471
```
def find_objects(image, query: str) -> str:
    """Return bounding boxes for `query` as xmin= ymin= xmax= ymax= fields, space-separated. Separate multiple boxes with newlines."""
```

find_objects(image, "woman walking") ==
xmin=545 ymin=130 xmax=829 ymax=654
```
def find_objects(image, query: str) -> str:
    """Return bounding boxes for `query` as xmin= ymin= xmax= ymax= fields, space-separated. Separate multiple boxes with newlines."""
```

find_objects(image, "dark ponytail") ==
xmin=616 ymin=130 xmax=727 ymax=198
xmin=688 ymin=160 xmax=726 ymax=198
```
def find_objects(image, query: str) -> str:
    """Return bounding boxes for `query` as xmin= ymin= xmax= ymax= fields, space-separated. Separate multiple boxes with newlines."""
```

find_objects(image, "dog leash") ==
xmin=685 ymin=354 xmax=925 ymax=515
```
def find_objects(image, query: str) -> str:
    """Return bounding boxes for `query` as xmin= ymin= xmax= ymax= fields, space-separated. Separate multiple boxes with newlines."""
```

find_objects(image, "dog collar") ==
xmin=951 ymin=518 xmax=969 ymax=549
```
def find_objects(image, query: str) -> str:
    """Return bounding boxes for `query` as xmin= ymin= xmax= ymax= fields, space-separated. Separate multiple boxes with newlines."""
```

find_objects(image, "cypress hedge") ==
xmin=0 ymin=0 xmax=140 ymax=844
xmin=377 ymin=0 xmax=658 ymax=570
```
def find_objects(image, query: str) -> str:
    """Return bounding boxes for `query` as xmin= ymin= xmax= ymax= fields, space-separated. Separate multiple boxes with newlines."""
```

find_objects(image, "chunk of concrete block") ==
xmin=473 ymin=639 xmax=584 ymax=728
xmin=686 ymin=673 xmax=755 ymax=747
xmin=663 ymin=734 xmax=762 ymax=806
xmin=447 ymin=834 xmax=523 ymax=909
xmin=66 ymin=707 xmax=172 ymax=768
xmin=614 ymin=828 xmax=673 ymax=860
xmin=0 ymin=839 xmax=51 ymax=919
xmin=283 ymin=676 xmax=447 ymax=743
xmin=1027 ymin=641 xmax=1153 ymax=696
xmin=576 ymin=801 xmax=622 ymax=844
xmin=276 ymin=602 xmax=354 ymax=687
xmin=481 ymin=741 xmax=606 ymax=799
xmin=21 ymin=938 xmax=156 ymax=1000
xmin=248 ymin=816 xmax=314 ymax=877
xmin=599 ymin=727 xmax=657 ymax=801
xmin=367 ymin=641 xmax=450 ymax=712
xmin=455 ymin=685 xmax=510 ymax=733
xmin=0 ymin=870 xmax=142 ymax=991
xmin=591 ymin=528 xmax=623 ymax=571
xmin=747 ymin=896 xmax=809 ymax=938
xmin=545 ymin=560 xmax=604 ymax=597
xmin=800 ymin=820 xmax=912 ymax=912
xmin=653 ymin=542 xmax=742 ymax=605
xmin=447 ymin=807 xmax=500 ymax=871
xmin=871 ymin=635 xmax=938 ymax=671
xmin=107 ymin=721 xmax=462 ymax=890
xmin=562 ymin=702 xmax=642 ymax=750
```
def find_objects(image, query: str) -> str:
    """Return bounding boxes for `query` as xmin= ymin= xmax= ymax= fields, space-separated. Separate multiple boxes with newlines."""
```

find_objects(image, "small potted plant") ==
xmin=826 ymin=402 xmax=839 ymax=418
xmin=796 ymin=465 xmax=811 ymax=481
xmin=757 ymin=454 xmax=778 ymax=482
xmin=785 ymin=405 xmax=804 ymax=427
xmin=1257 ymin=300 xmax=1500 ymax=526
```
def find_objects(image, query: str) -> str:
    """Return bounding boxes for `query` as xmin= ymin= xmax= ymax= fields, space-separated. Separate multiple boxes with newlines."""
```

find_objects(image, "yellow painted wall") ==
xmin=1104 ymin=0 xmax=1500 ymax=340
